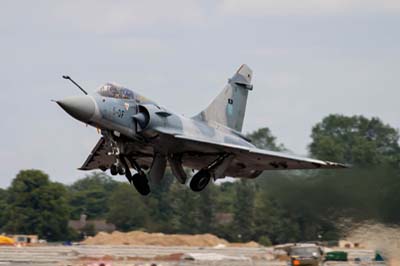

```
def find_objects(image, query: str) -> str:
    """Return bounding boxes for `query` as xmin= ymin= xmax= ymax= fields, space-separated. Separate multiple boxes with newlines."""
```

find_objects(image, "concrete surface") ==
xmin=0 ymin=245 xmax=388 ymax=266
xmin=0 ymin=245 xmax=285 ymax=266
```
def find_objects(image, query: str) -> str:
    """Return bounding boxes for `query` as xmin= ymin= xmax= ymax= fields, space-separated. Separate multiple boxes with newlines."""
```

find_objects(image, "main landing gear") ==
xmin=104 ymin=134 xmax=150 ymax=195
xmin=189 ymin=169 xmax=211 ymax=192
xmin=189 ymin=153 xmax=233 ymax=192
xmin=118 ymin=156 xmax=150 ymax=196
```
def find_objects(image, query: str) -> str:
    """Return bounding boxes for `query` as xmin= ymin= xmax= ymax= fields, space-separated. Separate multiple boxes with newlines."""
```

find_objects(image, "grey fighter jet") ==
xmin=57 ymin=65 xmax=346 ymax=195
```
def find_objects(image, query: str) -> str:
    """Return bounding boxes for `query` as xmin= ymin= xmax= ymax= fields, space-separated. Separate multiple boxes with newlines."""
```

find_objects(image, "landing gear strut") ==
xmin=190 ymin=169 xmax=211 ymax=192
xmin=120 ymin=155 xmax=150 ymax=196
xmin=104 ymin=133 xmax=150 ymax=195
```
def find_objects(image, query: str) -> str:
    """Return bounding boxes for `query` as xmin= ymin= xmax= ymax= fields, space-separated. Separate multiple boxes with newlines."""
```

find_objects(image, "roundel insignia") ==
xmin=227 ymin=103 xmax=233 ymax=116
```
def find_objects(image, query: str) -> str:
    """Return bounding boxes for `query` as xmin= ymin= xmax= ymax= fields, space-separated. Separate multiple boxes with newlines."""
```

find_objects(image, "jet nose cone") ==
xmin=57 ymin=95 xmax=95 ymax=123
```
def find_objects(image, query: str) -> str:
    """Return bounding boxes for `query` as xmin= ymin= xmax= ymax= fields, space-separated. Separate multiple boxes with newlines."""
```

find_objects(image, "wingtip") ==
xmin=326 ymin=161 xmax=350 ymax=168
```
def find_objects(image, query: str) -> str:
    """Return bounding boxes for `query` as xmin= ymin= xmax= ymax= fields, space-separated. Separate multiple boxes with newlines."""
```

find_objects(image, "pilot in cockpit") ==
xmin=98 ymin=84 xmax=134 ymax=100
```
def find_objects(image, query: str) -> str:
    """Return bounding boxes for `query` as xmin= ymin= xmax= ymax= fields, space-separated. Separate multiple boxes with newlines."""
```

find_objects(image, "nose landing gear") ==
xmin=110 ymin=163 xmax=125 ymax=176
xmin=120 ymin=156 xmax=150 ymax=196
xmin=110 ymin=164 xmax=118 ymax=176
xmin=104 ymin=134 xmax=150 ymax=195
xmin=130 ymin=172 xmax=150 ymax=196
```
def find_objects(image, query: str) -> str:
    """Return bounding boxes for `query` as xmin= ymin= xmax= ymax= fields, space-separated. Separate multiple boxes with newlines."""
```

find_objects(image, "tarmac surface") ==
xmin=0 ymin=245 xmax=388 ymax=266
xmin=0 ymin=245 xmax=285 ymax=266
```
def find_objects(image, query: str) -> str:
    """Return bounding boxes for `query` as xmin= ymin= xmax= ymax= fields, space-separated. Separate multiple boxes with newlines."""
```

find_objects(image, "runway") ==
xmin=0 ymin=245 xmax=388 ymax=266
xmin=0 ymin=245 xmax=285 ymax=266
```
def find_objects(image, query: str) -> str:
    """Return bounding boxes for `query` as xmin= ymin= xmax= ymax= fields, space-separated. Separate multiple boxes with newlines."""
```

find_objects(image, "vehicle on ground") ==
xmin=288 ymin=245 xmax=323 ymax=266
xmin=325 ymin=251 xmax=348 ymax=261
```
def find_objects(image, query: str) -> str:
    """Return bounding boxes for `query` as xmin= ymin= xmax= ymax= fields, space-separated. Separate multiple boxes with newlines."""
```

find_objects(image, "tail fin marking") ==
xmin=193 ymin=64 xmax=253 ymax=132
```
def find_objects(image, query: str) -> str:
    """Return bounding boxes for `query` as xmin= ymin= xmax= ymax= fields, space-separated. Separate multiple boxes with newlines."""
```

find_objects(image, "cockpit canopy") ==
xmin=97 ymin=83 xmax=134 ymax=100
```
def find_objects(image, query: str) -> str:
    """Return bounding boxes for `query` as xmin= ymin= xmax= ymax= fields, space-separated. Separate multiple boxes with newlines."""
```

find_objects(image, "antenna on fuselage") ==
xmin=62 ymin=75 xmax=88 ymax=95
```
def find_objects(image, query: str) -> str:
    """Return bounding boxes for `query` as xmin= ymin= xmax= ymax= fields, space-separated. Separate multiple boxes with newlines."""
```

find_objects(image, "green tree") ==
xmin=0 ymin=188 xmax=8 ymax=230
xmin=140 ymin=173 xmax=175 ymax=232
xmin=247 ymin=127 xmax=286 ymax=151
xmin=3 ymin=170 xmax=69 ymax=241
xmin=232 ymin=180 xmax=256 ymax=242
xmin=169 ymin=182 xmax=201 ymax=234
xmin=167 ymin=181 xmax=219 ymax=235
xmin=68 ymin=172 xmax=118 ymax=219
xmin=379 ymin=170 xmax=400 ymax=223
xmin=254 ymin=191 xmax=301 ymax=244
xmin=196 ymin=185 xmax=217 ymax=234
xmin=309 ymin=115 xmax=400 ymax=166
xmin=214 ymin=182 xmax=237 ymax=213
xmin=308 ymin=114 xmax=400 ymax=225
xmin=106 ymin=183 xmax=149 ymax=231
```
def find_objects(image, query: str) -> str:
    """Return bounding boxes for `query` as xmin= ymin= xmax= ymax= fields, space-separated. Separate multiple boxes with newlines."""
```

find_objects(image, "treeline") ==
xmin=0 ymin=114 xmax=399 ymax=243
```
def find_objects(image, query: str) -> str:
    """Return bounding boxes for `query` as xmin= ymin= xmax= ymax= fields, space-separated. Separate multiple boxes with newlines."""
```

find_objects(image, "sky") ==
xmin=1 ymin=0 xmax=399 ymax=187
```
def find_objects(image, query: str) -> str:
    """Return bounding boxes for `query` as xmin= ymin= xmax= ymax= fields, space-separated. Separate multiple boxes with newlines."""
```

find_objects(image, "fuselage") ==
xmin=57 ymin=83 xmax=254 ymax=156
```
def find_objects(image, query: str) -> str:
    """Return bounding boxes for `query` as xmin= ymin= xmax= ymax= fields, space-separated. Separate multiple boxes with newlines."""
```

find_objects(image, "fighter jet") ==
xmin=57 ymin=64 xmax=346 ymax=195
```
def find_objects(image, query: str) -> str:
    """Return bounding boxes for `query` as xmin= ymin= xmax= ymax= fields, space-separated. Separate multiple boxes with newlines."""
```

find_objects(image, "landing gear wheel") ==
xmin=131 ymin=173 xmax=151 ymax=196
xmin=190 ymin=169 xmax=211 ymax=192
xmin=110 ymin=164 xmax=118 ymax=176
xmin=119 ymin=155 xmax=151 ymax=195
xmin=117 ymin=165 xmax=125 ymax=175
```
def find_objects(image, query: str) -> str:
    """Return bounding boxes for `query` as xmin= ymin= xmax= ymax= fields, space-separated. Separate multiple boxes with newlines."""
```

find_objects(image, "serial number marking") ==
xmin=112 ymin=107 xmax=125 ymax=118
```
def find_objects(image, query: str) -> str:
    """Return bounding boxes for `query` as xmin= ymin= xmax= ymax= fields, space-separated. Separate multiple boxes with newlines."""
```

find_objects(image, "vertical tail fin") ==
xmin=194 ymin=64 xmax=253 ymax=132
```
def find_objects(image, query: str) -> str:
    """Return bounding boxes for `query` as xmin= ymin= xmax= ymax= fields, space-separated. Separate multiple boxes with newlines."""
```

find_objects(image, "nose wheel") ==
xmin=190 ymin=169 xmax=211 ymax=192
xmin=120 ymin=156 xmax=150 ymax=196
xmin=110 ymin=164 xmax=125 ymax=176
xmin=130 ymin=172 xmax=150 ymax=196
xmin=110 ymin=164 xmax=118 ymax=176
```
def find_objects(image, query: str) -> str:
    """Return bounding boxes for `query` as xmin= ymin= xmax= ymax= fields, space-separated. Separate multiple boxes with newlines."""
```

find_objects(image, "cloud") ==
xmin=218 ymin=0 xmax=400 ymax=16
xmin=247 ymin=47 xmax=290 ymax=57
xmin=0 ymin=1 xmax=206 ymax=35
xmin=50 ymin=0 xmax=206 ymax=34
